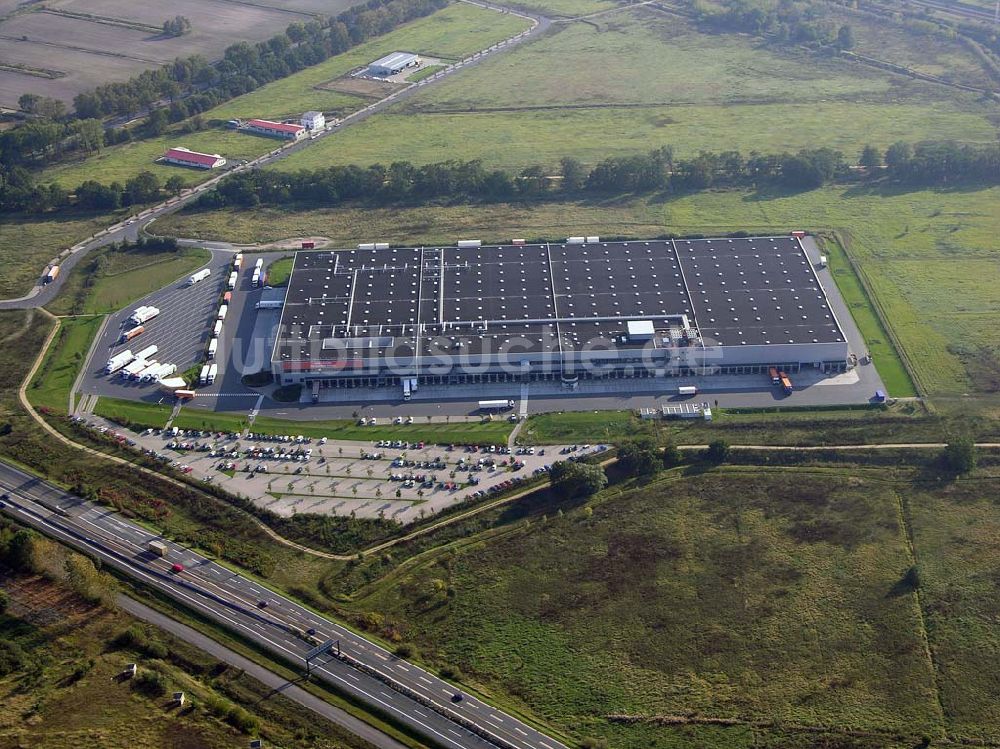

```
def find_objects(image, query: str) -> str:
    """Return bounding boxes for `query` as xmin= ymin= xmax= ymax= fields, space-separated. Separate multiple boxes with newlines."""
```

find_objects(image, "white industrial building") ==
xmin=368 ymin=52 xmax=421 ymax=77
xmin=301 ymin=111 xmax=325 ymax=132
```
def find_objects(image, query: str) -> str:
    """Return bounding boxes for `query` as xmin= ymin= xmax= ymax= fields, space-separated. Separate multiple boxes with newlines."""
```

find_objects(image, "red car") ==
xmin=171 ymin=563 xmax=185 ymax=573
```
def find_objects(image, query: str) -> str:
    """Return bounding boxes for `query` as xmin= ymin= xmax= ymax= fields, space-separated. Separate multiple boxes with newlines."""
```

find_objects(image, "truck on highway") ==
xmin=199 ymin=364 xmax=210 ymax=385
xmin=478 ymin=399 xmax=515 ymax=411
xmin=227 ymin=271 xmax=238 ymax=290
xmin=148 ymin=540 xmax=168 ymax=557
xmin=188 ymin=268 xmax=211 ymax=286
xmin=105 ymin=350 xmax=134 ymax=374
xmin=207 ymin=363 xmax=218 ymax=385
xmin=128 ymin=305 xmax=160 ymax=325
xmin=119 ymin=325 xmax=145 ymax=344
xmin=678 ymin=385 xmax=698 ymax=396
xmin=207 ymin=338 xmax=218 ymax=359
xmin=779 ymin=372 xmax=793 ymax=395
xmin=43 ymin=265 xmax=60 ymax=284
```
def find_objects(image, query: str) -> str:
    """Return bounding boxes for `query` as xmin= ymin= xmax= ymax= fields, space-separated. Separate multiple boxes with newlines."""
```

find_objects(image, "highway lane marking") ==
xmin=418 ymin=676 xmax=432 ymax=684
xmin=346 ymin=673 xmax=360 ymax=682
xmin=540 ymin=742 xmax=556 ymax=749
xmin=396 ymin=663 xmax=409 ymax=671
xmin=5 ymin=495 xmax=477 ymax=749
xmin=514 ymin=727 xmax=528 ymax=736
xmin=7 ymin=477 xmax=562 ymax=749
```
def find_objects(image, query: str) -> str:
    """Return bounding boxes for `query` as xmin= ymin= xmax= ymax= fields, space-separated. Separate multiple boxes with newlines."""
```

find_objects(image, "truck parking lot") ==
xmin=97 ymin=421 xmax=606 ymax=523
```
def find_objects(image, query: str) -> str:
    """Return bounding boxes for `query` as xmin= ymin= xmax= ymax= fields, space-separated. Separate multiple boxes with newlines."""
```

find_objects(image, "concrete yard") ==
xmin=99 ymin=421 xmax=606 ymax=523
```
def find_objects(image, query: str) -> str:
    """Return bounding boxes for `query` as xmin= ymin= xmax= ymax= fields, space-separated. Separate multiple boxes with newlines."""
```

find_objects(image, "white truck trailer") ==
xmin=207 ymin=338 xmax=218 ymax=359
xmin=251 ymin=268 xmax=261 ymax=288
xmin=227 ymin=271 xmax=238 ymax=290
xmin=478 ymin=399 xmax=515 ymax=411
xmin=121 ymin=359 xmax=148 ymax=379
xmin=105 ymin=350 xmax=134 ymax=374
xmin=233 ymin=253 xmax=243 ymax=270
xmin=677 ymin=385 xmax=698 ymax=396
xmin=128 ymin=305 xmax=160 ymax=325
xmin=188 ymin=268 xmax=211 ymax=285
xmin=148 ymin=540 xmax=169 ymax=557
xmin=207 ymin=363 xmax=218 ymax=385
xmin=135 ymin=360 xmax=160 ymax=380
xmin=217 ymin=304 xmax=228 ymax=320
xmin=199 ymin=364 xmax=210 ymax=385
xmin=135 ymin=344 xmax=158 ymax=362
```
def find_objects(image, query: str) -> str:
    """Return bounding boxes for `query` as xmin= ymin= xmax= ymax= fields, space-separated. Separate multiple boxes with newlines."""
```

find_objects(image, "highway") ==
xmin=0 ymin=458 xmax=567 ymax=749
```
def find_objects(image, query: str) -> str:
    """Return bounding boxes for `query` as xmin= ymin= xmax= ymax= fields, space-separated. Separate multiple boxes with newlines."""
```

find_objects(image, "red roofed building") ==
xmin=162 ymin=147 xmax=226 ymax=169
xmin=245 ymin=118 xmax=306 ymax=140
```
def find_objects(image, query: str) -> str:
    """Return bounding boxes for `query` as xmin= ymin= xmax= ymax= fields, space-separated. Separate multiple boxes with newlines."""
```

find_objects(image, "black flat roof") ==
xmin=273 ymin=237 xmax=844 ymax=364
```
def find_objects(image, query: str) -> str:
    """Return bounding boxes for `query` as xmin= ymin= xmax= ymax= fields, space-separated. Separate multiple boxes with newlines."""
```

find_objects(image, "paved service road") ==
xmin=0 ymin=458 xmax=568 ymax=749
xmin=117 ymin=595 xmax=409 ymax=749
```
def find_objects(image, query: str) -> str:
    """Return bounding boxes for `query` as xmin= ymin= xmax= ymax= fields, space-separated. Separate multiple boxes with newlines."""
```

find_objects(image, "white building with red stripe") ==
xmin=245 ymin=118 xmax=306 ymax=140
xmin=162 ymin=147 xmax=226 ymax=169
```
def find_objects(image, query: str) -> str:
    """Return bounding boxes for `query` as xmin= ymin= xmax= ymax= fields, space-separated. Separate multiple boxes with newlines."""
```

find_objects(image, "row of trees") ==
xmin=190 ymin=140 xmax=1000 ymax=213
xmin=692 ymin=0 xmax=856 ymax=50
xmin=2 ymin=139 xmax=997 ymax=215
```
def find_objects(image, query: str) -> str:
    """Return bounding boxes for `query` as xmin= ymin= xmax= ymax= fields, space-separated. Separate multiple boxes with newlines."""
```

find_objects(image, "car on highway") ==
xmin=171 ymin=563 xmax=185 ymax=573
xmin=257 ymin=600 xmax=268 ymax=609
xmin=451 ymin=692 xmax=464 ymax=703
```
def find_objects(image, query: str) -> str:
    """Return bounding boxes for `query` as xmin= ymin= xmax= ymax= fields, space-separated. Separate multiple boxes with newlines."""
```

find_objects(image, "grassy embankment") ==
xmin=34 ymin=2 xmax=531 ymax=192
xmin=334 ymin=466 xmax=1000 ymax=748
xmin=0 ymin=212 xmax=114 ymax=299
xmin=0 ymin=564 xmax=379 ymax=749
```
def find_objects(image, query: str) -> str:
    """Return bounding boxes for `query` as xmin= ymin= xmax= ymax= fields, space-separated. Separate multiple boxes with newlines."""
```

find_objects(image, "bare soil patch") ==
xmin=316 ymin=75 xmax=406 ymax=99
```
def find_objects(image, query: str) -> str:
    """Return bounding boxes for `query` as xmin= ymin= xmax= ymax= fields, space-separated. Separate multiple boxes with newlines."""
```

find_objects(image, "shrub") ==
xmin=943 ymin=437 xmax=976 ymax=474
xmin=704 ymin=439 xmax=731 ymax=464
xmin=133 ymin=669 xmax=167 ymax=697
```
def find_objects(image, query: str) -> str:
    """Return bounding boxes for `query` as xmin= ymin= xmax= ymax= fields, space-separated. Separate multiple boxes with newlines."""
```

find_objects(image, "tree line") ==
xmin=190 ymin=140 xmax=1000 ymax=211
xmin=2 ymin=140 xmax=997 ymax=214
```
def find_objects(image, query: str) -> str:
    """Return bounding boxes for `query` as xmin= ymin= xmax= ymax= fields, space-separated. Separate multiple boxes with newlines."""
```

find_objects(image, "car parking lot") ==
xmin=96 ymin=421 xmax=606 ymax=523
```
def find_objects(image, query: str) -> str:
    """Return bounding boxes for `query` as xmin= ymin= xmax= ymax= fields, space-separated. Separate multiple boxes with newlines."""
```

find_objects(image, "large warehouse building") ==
xmin=270 ymin=236 xmax=850 ymax=389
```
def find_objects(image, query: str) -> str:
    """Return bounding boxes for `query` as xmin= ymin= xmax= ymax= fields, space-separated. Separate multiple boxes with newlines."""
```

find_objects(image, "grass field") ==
xmin=206 ymin=3 xmax=532 ymax=123
xmin=160 ymin=179 xmax=1000 ymax=398
xmin=274 ymin=9 xmax=997 ymax=172
xmin=38 ymin=129 xmax=274 ymax=191
xmin=0 ymin=211 xmax=114 ymax=299
xmin=907 ymin=480 xmax=1000 ymax=743
xmin=345 ymin=469 xmax=951 ymax=747
xmin=506 ymin=0 xmax=617 ymax=16
xmin=265 ymin=255 xmax=294 ymax=286
xmin=93 ymin=396 xmax=172 ymax=429
xmin=28 ymin=315 xmax=104 ymax=413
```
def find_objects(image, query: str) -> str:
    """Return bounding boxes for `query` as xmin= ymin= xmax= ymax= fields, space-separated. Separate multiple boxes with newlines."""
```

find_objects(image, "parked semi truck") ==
xmin=678 ymin=385 xmax=698 ymax=396
xmin=251 ymin=268 xmax=262 ymax=287
xmin=188 ymin=268 xmax=211 ymax=286
xmin=208 ymin=338 xmax=218 ymax=359
xmin=478 ymin=399 xmax=515 ymax=411
xmin=227 ymin=271 xmax=238 ymax=290
xmin=105 ymin=350 xmax=134 ymax=374
xmin=128 ymin=305 xmax=160 ymax=325
xmin=135 ymin=360 xmax=160 ymax=380
xmin=779 ymin=372 xmax=793 ymax=394
xmin=43 ymin=265 xmax=60 ymax=284
xmin=121 ymin=359 xmax=149 ymax=379
xmin=217 ymin=304 xmax=228 ymax=320
xmin=233 ymin=253 xmax=243 ymax=270
xmin=199 ymin=364 xmax=210 ymax=385
xmin=135 ymin=344 xmax=158 ymax=362
xmin=147 ymin=540 xmax=168 ymax=557
xmin=207 ymin=363 xmax=218 ymax=385
xmin=120 ymin=325 xmax=145 ymax=344
xmin=768 ymin=366 xmax=780 ymax=385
